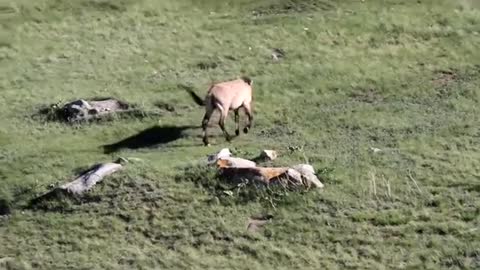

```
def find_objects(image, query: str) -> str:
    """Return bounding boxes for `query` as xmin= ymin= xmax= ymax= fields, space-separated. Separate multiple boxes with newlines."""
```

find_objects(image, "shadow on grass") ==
xmin=28 ymin=189 xmax=102 ymax=213
xmin=102 ymin=125 xmax=198 ymax=153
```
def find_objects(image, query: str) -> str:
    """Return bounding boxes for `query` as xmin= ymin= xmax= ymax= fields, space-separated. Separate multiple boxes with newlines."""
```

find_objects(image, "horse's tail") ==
xmin=180 ymin=84 xmax=205 ymax=106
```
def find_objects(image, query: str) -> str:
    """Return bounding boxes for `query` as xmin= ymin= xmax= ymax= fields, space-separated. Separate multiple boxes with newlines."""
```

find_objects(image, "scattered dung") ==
xmin=196 ymin=61 xmax=219 ymax=70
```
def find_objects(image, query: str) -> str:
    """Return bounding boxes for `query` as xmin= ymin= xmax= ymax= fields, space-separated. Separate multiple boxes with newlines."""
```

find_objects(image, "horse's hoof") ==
xmin=243 ymin=127 xmax=249 ymax=134
xmin=235 ymin=130 xmax=240 ymax=136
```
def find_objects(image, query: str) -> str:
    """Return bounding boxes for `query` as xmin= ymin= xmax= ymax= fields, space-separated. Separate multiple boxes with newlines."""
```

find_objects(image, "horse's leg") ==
xmin=217 ymin=104 xmax=231 ymax=142
xmin=243 ymin=103 xmax=253 ymax=134
xmin=201 ymin=106 xmax=214 ymax=146
xmin=234 ymin=109 xmax=240 ymax=136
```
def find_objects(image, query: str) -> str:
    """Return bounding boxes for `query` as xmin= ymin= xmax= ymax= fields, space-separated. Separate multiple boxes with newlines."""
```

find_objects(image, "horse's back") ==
xmin=211 ymin=79 xmax=252 ymax=109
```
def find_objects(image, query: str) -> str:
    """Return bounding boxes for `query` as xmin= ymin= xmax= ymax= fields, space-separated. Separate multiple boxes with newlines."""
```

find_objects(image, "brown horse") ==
xmin=185 ymin=77 xmax=253 ymax=146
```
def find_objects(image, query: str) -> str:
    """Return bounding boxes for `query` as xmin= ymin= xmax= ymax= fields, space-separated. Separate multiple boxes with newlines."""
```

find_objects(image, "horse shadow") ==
xmin=102 ymin=125 xmax=197 ymax=153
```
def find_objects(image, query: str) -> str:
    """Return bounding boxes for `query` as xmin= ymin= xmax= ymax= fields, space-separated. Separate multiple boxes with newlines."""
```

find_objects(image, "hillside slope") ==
xmin=1 ymin=0 xmax=479 ymax=269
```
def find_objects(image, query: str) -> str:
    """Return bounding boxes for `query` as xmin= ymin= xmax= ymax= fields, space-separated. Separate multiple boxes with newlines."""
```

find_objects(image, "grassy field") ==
xmin=1 ymin=0 xmax=479 ymax=269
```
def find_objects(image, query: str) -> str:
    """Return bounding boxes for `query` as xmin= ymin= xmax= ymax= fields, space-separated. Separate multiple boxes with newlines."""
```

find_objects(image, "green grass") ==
xmin=1 ymin=0 xmax=479 ymax=269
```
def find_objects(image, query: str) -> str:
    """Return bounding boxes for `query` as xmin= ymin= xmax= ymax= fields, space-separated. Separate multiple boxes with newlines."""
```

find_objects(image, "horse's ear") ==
xmin=241 ymin=76 xmax=252 ymax=86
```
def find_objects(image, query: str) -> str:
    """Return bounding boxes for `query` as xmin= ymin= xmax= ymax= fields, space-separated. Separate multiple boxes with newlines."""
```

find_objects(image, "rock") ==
xmin=54 ymin=98 xmax=133 ymax=122
xmin=271 ymin=48 xmax=285 ymax=61
xmin=29 ymin=161 xmax=125 ymax=208
xmin=207 ymin=148 xmax=232 ymax=164
xmin=223 ymin=190 xmax=234 ymax=196
xmin=259 ymin=150 xmax=278 ymax=161
xmin=63 ymin=99 xmax=93 ymax=121
xmin=291 ymin=164 xmax=324 ymax=188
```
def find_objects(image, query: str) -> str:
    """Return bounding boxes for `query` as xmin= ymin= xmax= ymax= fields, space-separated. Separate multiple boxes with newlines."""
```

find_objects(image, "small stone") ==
xmin=223 ymin=190 xmax=233 ymax=196
xmin=271 ymin=48 xmax=285 ymax=61
xmin=207 ymin=148 xmax=232 ymax=164
xmin=260 ymin=150 xmax=278 ymax=161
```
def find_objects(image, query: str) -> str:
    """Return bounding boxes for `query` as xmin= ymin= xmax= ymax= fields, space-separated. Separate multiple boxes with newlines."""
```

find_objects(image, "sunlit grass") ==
xmin=0 ymin=0 xmax=479 ymax=269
